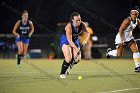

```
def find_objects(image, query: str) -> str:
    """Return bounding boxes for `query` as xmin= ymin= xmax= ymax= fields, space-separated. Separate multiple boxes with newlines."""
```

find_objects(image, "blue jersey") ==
xmin=17 ymin=20 xmax=30 ymax=37
xmin=15 ymin=20 xmax=30 ymax=44
xmin=60 ymin=22 xmax=82 ymax=48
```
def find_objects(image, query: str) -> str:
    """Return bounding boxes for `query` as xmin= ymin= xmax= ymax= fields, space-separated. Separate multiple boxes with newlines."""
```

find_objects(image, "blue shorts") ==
xmin=15 ymin=37 xmax=30 ymax=44
xmin=59 ymin=34 xmax=80 ymax=48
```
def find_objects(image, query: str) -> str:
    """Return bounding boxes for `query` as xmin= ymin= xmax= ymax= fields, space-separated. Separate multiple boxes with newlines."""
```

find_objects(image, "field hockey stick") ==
xmin=69 ymin=44 xmax=83 ymax=69
xmin=135 ymin=38 xmax=140 ymax=42
xmin=65 ymin=45 xmax=83 ymax=75
xmin=117 ymin=38 xmax=140 ymax=47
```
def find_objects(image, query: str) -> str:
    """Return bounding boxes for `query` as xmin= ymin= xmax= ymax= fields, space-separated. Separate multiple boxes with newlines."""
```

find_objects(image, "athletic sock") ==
xmin=17 ymin=54 xmax=22 ymax=65
xmin=60 ymin=60 xmax=70 ymax=74
xmin=108 ymin=50 xmax=117 ymax=57
xmin=133 ymin=52 xmax=140 ymax=68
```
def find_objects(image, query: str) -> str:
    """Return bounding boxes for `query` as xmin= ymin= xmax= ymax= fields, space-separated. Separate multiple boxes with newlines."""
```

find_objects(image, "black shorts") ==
xmin=115 ymin=39 xmax=135 ymax=48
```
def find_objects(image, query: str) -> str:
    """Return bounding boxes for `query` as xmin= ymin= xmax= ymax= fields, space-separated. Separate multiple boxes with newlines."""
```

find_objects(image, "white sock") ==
xmin=108 ymin=50 xmax=117 ymax=57
xmin=133 ymin=52 xmax=140 ymax=68
xmin=135 ymin=62 xmax=140 ymax=68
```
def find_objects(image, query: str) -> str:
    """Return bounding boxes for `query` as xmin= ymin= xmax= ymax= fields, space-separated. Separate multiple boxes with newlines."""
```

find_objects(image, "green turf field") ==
xmin=0 ymin=59 xmax=140 ymax=93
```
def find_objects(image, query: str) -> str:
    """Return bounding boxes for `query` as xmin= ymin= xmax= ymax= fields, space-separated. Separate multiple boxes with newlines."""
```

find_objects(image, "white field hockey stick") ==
xmin=65 ymin=45 xmax=83 ymax=75
xmin=135 ymin=38 xmax=140 ymax=42
xmin=118 ymin=38 xmax=140 ymax=46
xmin=69 ymin=44 xmax=83 ymax=69
xmin=108 ymin=38 xmax=140 ymax=53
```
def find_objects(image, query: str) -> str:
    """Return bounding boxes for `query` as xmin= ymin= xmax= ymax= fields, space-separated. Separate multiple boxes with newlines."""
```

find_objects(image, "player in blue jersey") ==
xmin=60 ymin=12 xmax=90 ymax=78
xmin=12 ymin=10 xmax=34 ymax=67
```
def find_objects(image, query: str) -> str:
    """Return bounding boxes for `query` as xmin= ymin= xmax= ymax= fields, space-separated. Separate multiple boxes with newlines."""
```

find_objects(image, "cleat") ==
xmin=60 ymin=74 xmax=66 ymax=79
xmin=106 ymin=54 xmax=110 ymax=59
xmin=16 ymin=64 xmax=21 ymax=68
xmin=106 ymin=48 xmax=111 ymax=59
xmin=134 ymin=67 xmax=140 ymax=72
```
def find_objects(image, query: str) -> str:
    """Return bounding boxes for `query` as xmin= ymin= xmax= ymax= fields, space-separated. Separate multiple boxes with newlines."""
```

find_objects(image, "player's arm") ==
xmin=12 ymin=20 xmax=20 ymax=38
xmin=137 ymin=19 xmax=140 ymax=28
xmin=65 ymin=23 xmax=79 ymax=51
xmin=81 ymin=22 xmax=90 ymax=45
xmin=119 ymin=18 xmax=130 ymax=43
xmin=29 ymin=21 xmax=34 ymax=37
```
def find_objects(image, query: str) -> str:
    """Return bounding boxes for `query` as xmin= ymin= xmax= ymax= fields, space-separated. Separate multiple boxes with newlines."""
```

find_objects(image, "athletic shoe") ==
xmin=134 ymin=66 xmax=140 ymax=72
xmin=16 ymin=64 xmax=21 ymax=68
xmin=106 ymin=48 xmax=111 ymax=59
xmin=60 ymin=74 xmax=66 ymax=79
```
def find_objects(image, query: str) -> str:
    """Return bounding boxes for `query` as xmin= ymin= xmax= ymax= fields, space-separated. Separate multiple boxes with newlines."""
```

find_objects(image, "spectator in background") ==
xmin=2 ymin=42 xmax=11 ymax=58
xmin=79 ymin=22 xmax=93 ymax=59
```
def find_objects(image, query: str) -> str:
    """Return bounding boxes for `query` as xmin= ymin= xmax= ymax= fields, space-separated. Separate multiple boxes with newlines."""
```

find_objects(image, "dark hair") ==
xmin=131 ymin=6 xmax=139 ymax=12
xmin=70 ymin=12 xmax=80 ymax=21
xmin=22 ymin=10 xmax=28 ymax=15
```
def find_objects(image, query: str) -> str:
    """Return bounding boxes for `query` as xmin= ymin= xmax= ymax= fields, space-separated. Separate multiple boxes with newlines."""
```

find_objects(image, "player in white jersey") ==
xmin=106 ymin=6 xmax=140 ymax=72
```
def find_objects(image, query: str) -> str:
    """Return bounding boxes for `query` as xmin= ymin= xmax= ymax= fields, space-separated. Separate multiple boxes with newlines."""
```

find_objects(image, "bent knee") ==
xmin=18 ymin=50 xmax=23 ymax=54
xmin=65 ymin=57 xmax=72 ymax=63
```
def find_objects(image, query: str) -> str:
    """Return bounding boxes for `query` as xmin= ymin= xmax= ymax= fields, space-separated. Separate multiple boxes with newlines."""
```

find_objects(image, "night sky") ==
xmin=0 ymin=0 xmax=140 ymax=36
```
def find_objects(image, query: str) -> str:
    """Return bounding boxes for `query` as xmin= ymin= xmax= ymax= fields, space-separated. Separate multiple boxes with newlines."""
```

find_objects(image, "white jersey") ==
xmin=115 ymin=17 xmax=138 ymax=44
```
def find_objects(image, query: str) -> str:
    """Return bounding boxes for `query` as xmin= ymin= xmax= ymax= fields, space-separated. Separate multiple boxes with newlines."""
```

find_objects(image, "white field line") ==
xmin=96 ymin=88 xmax=140 ymax=93
xmin=0 ymin=70 xmax=136 ymax=74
